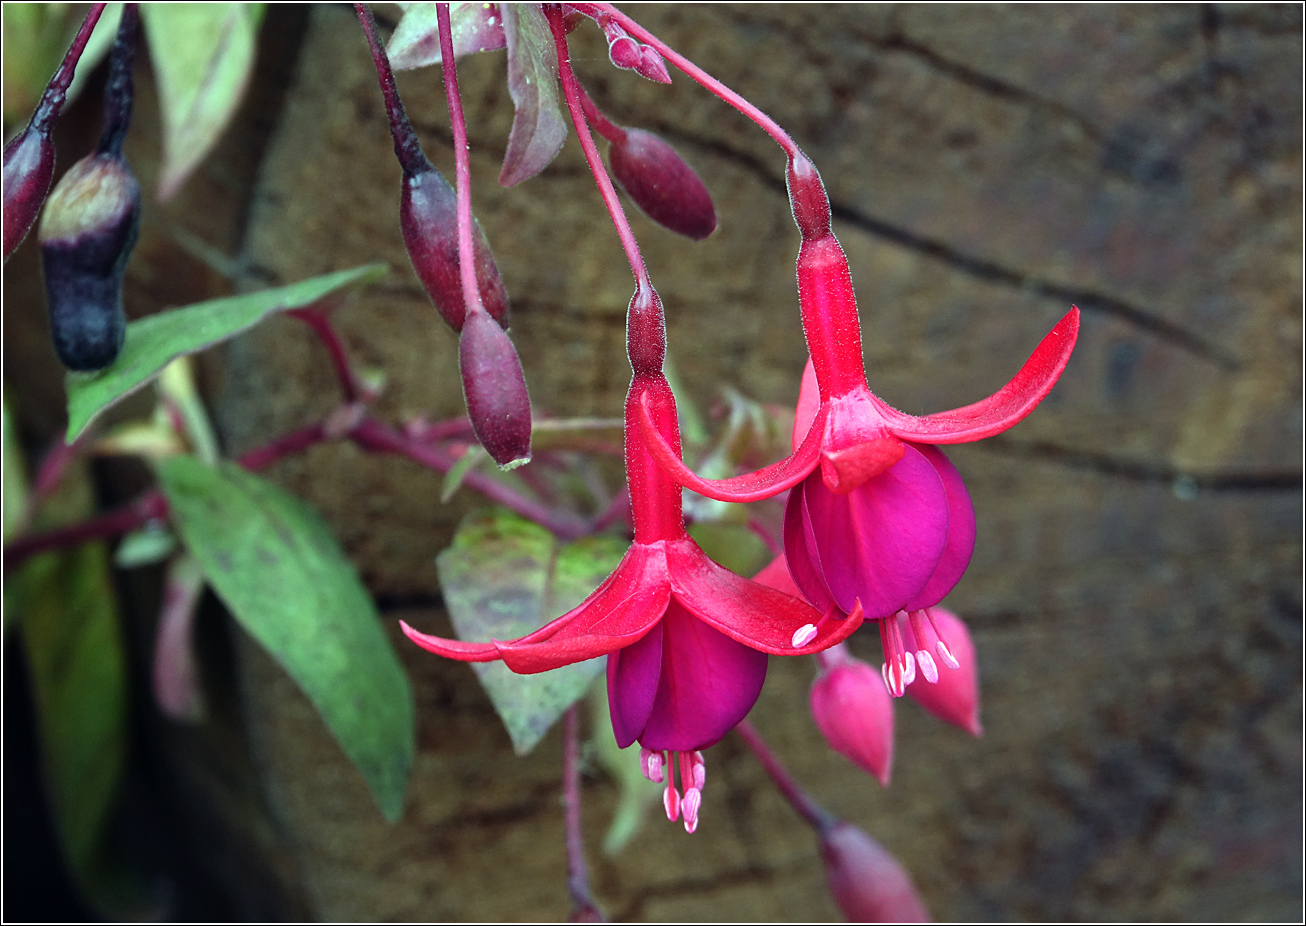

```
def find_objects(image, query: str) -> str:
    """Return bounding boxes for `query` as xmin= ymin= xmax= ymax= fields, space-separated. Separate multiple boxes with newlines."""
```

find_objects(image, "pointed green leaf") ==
xmin=65 ymin=263 xmax=387 ymax=442
xmin=437 ymin=508 xmax=625 ymax=755
xmin=157 ymin=457 xmax=414 ymax=821
xmin=498 ymin=3 xmax=565 ymax=186
xmin=113 ymin=523 xmax=177 ymax=568
xmin=6 ymin=460 xmax=126 ymax=888
xmin=142 ymin=3 xmax=264 ymax=200
xmin=388 ymin=2 xmax=506 ymax=70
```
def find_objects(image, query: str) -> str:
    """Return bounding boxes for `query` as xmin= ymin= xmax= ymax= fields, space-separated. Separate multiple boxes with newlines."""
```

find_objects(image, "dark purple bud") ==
xmin=3 ymin=127 xmax=57 ymax=261
xmin=786 ymin=152 xmax=832 ymax=241
xmin=459 ymin=310 xmax=532 ymax=468
xmin=609 ymin=129 xmax=716 ymax=241
xmin=401 ymin=165 xmax=510 ymax=332
xmin=38 ymin=153 xmax=141 ymax=371
xmin=821 ymin=822 xmax=931 ymax=923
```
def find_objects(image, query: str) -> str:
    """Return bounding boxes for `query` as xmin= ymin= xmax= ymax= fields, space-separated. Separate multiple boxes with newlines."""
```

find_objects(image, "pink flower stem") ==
xmin=435 ymin=3 xmax=489 ymax=323
xmin=734 ymin=719 xmax=836 ymax=835
xmin=547 ymin=6 xmax=650 ymax=295
xmin=288 ymin=305 xmax=361 ymax=402
xmin=562 ymin=706 xmax=605 ymax=921
xmin=354 ymin=3 xmax=428 ymax=176
xmin=3 ymin=489 xmax=167 ymax=577
xmin=28 ymin=3 xmax=107 ymax=136
xmin=235 ymin=422 xmax=330 ymax=471
xmin=575 ymin=80 xmax=625 ymax=145
xmin=571 ymin=3 xmax=801 ymax=159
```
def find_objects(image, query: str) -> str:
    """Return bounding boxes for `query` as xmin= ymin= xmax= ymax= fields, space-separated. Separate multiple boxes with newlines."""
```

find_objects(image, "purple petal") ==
xmin=804 ymin=446 xmax=949 ymax=618
xmin=607 ymin=621 xmax=664 ymax=748
xmin=782 ymin=482 xmax=838 ymax=613
xmin=636 ymin=602 xmax=768 ymax=752
xmin=902 ymin=445 xmax=976 ymax=610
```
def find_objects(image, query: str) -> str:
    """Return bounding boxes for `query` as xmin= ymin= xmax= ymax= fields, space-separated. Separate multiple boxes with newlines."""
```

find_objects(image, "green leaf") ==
xmin=387 ymin=2 xmax=506 ymax=70
xmin=158 ymin=457 xmax=414 ymax=821
xmin=437 ymin=508 xmax=626 ymax=755
xmin=65 ymin=264 xmax=387 ymax=442
xmin=6 ymin=459 xmax=127 ymax=890
xmin=142 ymin=3 xmax=264 ymax=200
xmin=498 ymin=4 xmax=566 ymax=186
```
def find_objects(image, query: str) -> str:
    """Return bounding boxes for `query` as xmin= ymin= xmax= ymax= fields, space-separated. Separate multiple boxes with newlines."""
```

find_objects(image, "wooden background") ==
xmin=4 ymin=5 xmax=1301 ymax=921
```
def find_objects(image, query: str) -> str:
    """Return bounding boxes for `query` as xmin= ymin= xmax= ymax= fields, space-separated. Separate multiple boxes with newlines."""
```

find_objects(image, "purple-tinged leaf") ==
xmin=432 ymin=508 xmax=626 ymax=754
xmin=387 ymin=1 xmax=506 ymax=71
xmin=498 ymin=3 xmax=566 ymax=186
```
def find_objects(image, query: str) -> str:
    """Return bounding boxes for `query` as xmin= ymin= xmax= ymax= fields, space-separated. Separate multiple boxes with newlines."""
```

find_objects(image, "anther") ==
xmin=690 ymin=751 xmax=706 ymax=792
xmin=917 ymin=649 xmax=939 ymax=684
xmin=640 ymin=747 xmax=664 ymax=783
xmin=681 ymin=787 xmax=701 ymax=834
xmin=663 ymin=781 xmax=681 ymax=822
xmin=792 ymin=623 xmax=818 ymax=647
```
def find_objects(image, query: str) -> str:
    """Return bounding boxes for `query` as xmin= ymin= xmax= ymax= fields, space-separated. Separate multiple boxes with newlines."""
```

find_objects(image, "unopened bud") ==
xmin=821 ymin=822 xmax=931 ymax=923
xmin=459 ymin=310 xmax=532 ymax=468
xmin=904 ymin=608 xmax=982 ymax=737
xmin=786 ymin=152 xmax=832 ymax=240
xmin=401 ymin=165 xmax=510 ymax=332
xmin=610 ymin=129 xmax=716 ymax=241
xmin=810 ymin=656 xmax=894 ymax=786
xmin=3 ymin=127 xmax=56 ymax=261
xmin=38 ymin=153 xmax=141 ymax=371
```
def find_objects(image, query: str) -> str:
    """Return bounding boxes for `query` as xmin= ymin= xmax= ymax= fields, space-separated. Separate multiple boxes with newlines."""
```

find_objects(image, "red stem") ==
xmin=29 ymin=3 xmax=107 ymax=135
xmin=563 ymin=707 xmax=605 ymax=921
xmin=435 ymin=3 xmax=486 ymax=322
xmin=735 ymin=719 xmax=836 ymax=835
xmin=288 ymin=306 xmax=360 ymax=402
xmin=576 ymin=82 xmax=625 ymax=145
xmin=572 ymin=3 xmax=800 ymax=159
xmin=355 ymin=3 xmax=429 ymax=176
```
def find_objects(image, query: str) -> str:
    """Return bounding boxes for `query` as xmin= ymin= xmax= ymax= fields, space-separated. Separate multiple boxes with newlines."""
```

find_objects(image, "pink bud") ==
xmin=810 ymin=656 xmax=894 ymax=786
xmin=607 ymin=34 xmax=642 ymax=71
xmin=153 ymin=556 xmax=206 ymax=722
xmin=821 ymin=822 xmax=931 ymax=923
xmin=786 ymin=153 xmax=832 ymax=241
xmin=400 ymin=166 xmax=509 ymax=332
xmin=634 ymin=46 xmax=672 ymax=84
xmin=459 ymin=310 xmax=532 ymax=469
xmin=904 ymin=608 xmax=982 ymax=737
xmin=609 ymin=129 xmax=717 ymax=241
xmin=3 ymin=126 xmax=56 ymax=262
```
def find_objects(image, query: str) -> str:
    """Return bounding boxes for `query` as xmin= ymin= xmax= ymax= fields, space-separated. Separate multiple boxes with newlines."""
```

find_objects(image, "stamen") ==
xmin=878 ymin=615 xmax=907 ymax=697
xmin=900 ymin=650 xmax=916 ymax=687
xmin=640 ymin=747 xmax=664 ymax=783
xmin=681 ymin=787 xmax=701 ymax=834
xmin=922 ymin=607 xmax=961 ymax=669
xmin=690 ymin=751 xmax=706 ymax=791
xmin=663 ymin=781 xmax=681 ymax=822
xmin=792 ymin=623 xmax=818 ymax=647
xmin=917 ymin=648 xmax=939 ymax=683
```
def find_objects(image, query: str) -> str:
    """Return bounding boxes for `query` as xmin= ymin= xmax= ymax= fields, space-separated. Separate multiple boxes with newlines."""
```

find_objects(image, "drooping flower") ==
xmin=639 ymin=153 xmax=1078 ymax=694
xmin=403 ymin=286 xmax=863 ymax=832
xmin=756 ymin=557 xmax=980 ymax=785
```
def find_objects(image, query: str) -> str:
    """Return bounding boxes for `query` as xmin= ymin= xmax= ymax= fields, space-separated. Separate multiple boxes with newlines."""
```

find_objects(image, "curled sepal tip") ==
xmin=610 ymin=128 xmax=717 ymax=240
xmin=459 ymin=311 xmax=532 ymax=469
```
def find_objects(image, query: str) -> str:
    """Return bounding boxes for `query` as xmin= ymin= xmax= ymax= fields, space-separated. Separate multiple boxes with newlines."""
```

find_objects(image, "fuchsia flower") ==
xmin=640 ymin=153 xmax=1078 ymax=695
xmin=403 ymin=287 xmax=863 ymax=832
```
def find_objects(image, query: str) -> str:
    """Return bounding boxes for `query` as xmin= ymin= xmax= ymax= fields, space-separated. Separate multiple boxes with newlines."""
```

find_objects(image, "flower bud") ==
xmin=904 ymin=608 xmax=982 ymax=737
xmin=401 ymin=165 xmax=510 ymax=332
xmin=610 ymin=129 xmax=716 ymax=241
xmin=3 ymin=126 xmax=56 ymax=262
xmin=38 ymin=152 xmax=141 ymax=371
xmin=786 ymin=152 xmax=832 ymax=241
xmin=810 ymin=652 xmax=894 ymax=786
xmin=459 ymin=310 xmax=532 ymax=468
xmin=821 ymin=822 xmax=931 ymax=923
